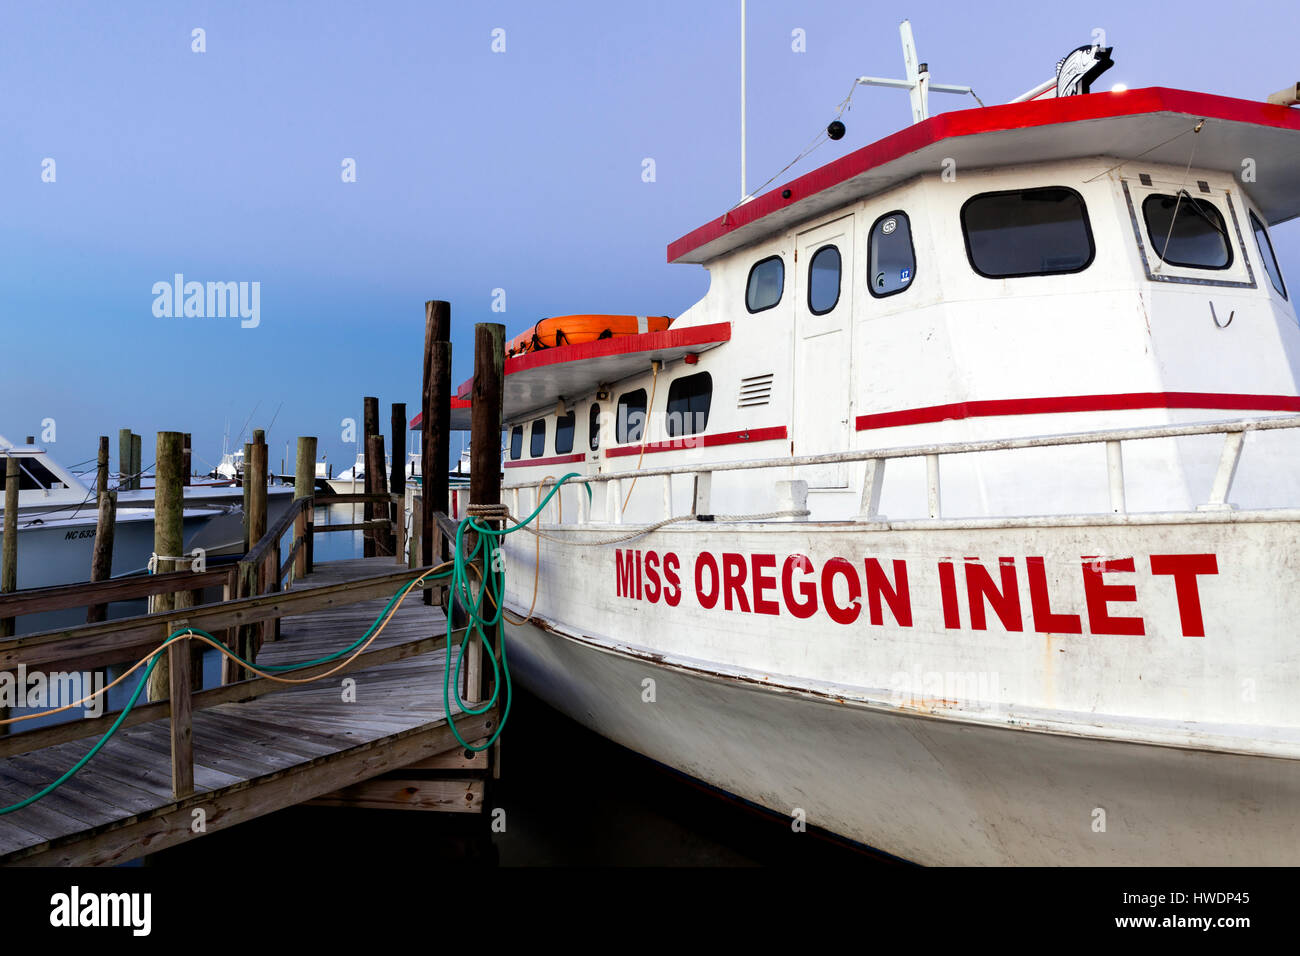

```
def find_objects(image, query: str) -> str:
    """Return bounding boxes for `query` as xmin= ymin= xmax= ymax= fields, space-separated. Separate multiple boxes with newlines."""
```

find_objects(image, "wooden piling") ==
xmin=390 ymin=403 xmax=406 ymax=500
xmin=422 ymin=300 xmax=452 ymax=603
xmin=1 ymin=455 xmax=18 ymax=639
xmin=294 ymin=436 xmax=317 ymax=579
xmin=248 ymin=440 xmax=269 ymax=654
xmin=86 ymin=490 xmax=117 ymax=624
xmin=363 ymin=397 xmax=379 ymax=557
xmin=367 ymin=434 xmax=393 ymax=557
xmin=95 ymin=436 xmax=109 ymax=496
xmin=391 ymin=403 xmax=406 ymax=564
xmin=241 ymin=441 xmax=253 ymax=550
xmin=118 ymin=429 xmax=132 ymax=490
xmin=470 ymin=324 xmax=505 ymax=513
xmin=148 ymin=432 xmax=185 ymax=701
xmin=182 ymin=433 xmax=192 ymax=486
xmin=130 ymin=432 xmax=142 ymax=490
xmin=470 ymin=323 xmax=505 ymax=702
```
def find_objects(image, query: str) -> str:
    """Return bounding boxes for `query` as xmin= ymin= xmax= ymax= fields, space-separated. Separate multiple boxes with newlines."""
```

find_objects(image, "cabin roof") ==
xmin=456 ymin=323 xmax=732 ymax=423
xmin=667 ymin=87 xmax=1300 ymax=265
xmin=409 ymin=398 xmax=473 ymax=432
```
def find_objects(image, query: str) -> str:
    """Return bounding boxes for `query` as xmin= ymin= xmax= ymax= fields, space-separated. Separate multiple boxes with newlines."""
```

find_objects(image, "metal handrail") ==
xmin=503 ymin=413 xmax=1300 ymax=489
xmin=502 ymin=412 xmax=1300 ymax=522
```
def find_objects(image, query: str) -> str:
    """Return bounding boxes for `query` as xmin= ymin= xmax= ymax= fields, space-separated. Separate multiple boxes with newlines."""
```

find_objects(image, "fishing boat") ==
xmin=485 ymin=26 xmax=1300 ymax=864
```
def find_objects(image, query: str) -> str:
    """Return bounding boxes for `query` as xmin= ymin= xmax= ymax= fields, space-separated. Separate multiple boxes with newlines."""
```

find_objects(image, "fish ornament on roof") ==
xmin=1056 ymin=43 xmax=1115 ymax=97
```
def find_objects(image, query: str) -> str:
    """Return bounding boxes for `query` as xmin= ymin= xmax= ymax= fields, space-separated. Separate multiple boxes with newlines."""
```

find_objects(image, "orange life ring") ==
xmin=507 ymin=315 xmax=672 ymax=357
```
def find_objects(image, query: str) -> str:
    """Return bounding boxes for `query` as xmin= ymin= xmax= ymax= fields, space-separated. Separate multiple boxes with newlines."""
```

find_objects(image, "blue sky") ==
xmin=2 ymin=0 xmax=1295 ymax=474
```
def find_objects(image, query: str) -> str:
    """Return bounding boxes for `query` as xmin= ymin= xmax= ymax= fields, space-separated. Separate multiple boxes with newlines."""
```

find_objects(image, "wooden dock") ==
xmin=0 ymin=555 xmax=494 ymax=867
xmin=0 ymin=303 xmax=509 ymax=867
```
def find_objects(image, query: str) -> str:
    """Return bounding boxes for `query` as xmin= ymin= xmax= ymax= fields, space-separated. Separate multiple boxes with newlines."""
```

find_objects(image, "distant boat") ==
xmin=1 ymin=435 xmax=293 ymax=595
xmin=210 ymin=447 xmax=243 ymax=483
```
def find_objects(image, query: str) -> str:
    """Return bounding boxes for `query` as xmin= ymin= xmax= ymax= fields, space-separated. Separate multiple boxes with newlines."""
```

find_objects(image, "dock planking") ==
xmin=0 ymin=557 xmax=493 ymax=866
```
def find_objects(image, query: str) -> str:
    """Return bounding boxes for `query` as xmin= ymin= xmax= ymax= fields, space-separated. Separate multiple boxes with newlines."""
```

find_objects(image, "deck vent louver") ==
xmin=738 ymin=373 xmax=774 ymax=408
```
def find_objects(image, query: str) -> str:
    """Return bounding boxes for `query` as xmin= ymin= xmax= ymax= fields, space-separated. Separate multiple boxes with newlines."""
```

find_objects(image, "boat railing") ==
xmin=502 ymin=413 xmax=1300 ymax=525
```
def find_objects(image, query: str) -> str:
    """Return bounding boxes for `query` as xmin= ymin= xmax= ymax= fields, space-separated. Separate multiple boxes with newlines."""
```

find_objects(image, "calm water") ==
xmin=124 ymin=504 xmax=882 ymax=866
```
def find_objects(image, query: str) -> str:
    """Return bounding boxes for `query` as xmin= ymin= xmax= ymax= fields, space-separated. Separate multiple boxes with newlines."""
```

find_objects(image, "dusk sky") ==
xmin=3 ymin=0 xmax=1295 ymax=474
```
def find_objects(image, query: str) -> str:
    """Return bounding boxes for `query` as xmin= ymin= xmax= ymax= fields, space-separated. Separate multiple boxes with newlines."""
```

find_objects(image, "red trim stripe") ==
xmin=457 ymin=323 xmax=732 ymax=399
xmin=504 ymin=452 xmax=587 ymax=469
xmin=855 ymin=392 xmax=1300 ymax=431
xmin=606 ymin=425 xmax=788 ymax=458
xmin=409 ymin=397 xmax=471 ymax=430
xmin=668 ymin=88 xmax=1300 ymax=263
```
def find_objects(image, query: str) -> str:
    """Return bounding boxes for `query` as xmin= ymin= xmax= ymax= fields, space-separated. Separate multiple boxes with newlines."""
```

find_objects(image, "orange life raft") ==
xmin=507 ymin=314 xmax=672 ymax=357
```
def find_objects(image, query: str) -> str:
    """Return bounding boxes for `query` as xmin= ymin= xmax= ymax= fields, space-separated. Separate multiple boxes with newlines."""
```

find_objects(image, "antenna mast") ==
xmin=856 ymin=20 xmax=976 ymax=124
xmin=740 ymin=0 xmax=748 ymax=202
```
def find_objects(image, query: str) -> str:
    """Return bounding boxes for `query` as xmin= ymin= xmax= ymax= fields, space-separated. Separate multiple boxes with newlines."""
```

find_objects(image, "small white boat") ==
xmin=325 ymin=452 xmax=376 ymax=495
xmin=1 ymin=435 xmax=294 ymax=596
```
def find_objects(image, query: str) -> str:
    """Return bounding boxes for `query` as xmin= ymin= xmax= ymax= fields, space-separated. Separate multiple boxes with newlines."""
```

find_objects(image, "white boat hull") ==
xmin=501 ymin=513 xmax=1300 ymax=864
xmin=507 ymin=619 xmax=1300 ymax=864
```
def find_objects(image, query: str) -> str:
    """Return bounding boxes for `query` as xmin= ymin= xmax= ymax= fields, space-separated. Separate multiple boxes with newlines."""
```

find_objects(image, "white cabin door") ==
xmin=794 ymin=215 xmax=854 ymax=487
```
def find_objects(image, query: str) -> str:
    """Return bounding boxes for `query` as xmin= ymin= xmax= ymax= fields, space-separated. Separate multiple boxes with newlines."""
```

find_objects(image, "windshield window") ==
xmin=1143 ymin=192 xmax=1232 ymax=270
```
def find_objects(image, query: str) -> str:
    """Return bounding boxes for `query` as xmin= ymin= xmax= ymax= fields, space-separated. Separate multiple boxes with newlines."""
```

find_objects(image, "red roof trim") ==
xmin=504 ymin=452 xmax=587 ymax=469
xmin=668 ymin=88 xmax=1300 ymax=263
xmin=606 ymin=425 xmax=788 ymax=458
xmin=456 ymin=323 xmax=733 ymax=399
xmin=855 ymin=391 xmax=1300 ymax=431
xmin=409 ymin=397 xmax=471 ymax=430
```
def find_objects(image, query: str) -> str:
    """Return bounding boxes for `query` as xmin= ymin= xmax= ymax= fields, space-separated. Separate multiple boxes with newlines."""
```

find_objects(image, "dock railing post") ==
xmin=168 ymin=617 xmax=195 ymax=799
xmin=469 ymin=322 xmax=505 ymax=705
xmin=294 ymin=436 xmax=317 ymax=580
xmin=409 ymin=492 xmax=422 ymax=570
xmin=148 ymin=432 xmax=185 ymax=701
xmin=422 ymin=300 xmax=452 ymax=604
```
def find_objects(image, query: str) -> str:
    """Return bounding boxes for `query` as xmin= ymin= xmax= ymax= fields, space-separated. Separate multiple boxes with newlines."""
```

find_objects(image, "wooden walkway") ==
xmin=0 ymin=557 xmax=491 ymax=866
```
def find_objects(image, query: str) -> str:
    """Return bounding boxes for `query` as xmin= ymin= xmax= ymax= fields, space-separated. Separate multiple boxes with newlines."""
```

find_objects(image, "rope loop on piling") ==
xmin=146 ymin=552 xmax=196 ymax=573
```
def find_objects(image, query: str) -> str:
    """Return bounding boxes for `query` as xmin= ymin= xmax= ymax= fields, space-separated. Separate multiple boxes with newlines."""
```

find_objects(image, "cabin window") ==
xmin=868 ymin=211 xmax=916 ymax=297
xmin=0 ymin=456 xmax=60 ymax=491
xmin=808 ymin=245 xmax=842 ymax=314
xmin=1250 ymin=210 xmax=1288 ymax=299
xmin=961 ymin=187 xmax=1095 ymax=278
xmin=530 ymin=419 xmax=546 ymax=458
xmin=1142 ymin=192 xmax=1232 ymax=270
xmin=617 ymin=389 xmax=647 ymax=444
xmin=555 ymin=410 xmax=576 ymax=454
xmin=509 ymin=426 xmax=523 ymax=461
xmin=589 ymin=403 xmax=601 ymax=451
xmin=666 ymin=372 xmax=713 ymax=437
xmin=746 ymin=256 xmax=784 ymax=313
